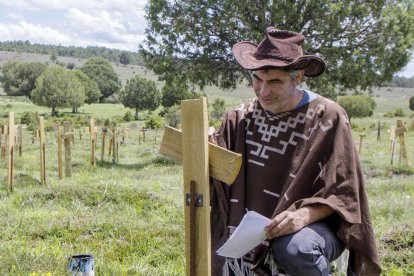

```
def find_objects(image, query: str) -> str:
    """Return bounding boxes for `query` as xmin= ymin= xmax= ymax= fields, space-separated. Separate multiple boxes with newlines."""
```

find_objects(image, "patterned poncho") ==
xmin=210 ymin=95 xmax=381 ymax=275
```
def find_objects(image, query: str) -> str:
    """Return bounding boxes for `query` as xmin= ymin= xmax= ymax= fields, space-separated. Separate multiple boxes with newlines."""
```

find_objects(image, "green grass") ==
xmin=1 ymin=50 xmax=414 ymax=274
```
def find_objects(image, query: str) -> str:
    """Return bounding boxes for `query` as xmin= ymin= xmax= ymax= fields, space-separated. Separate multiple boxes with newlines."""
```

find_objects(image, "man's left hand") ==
xmin=264 ymin=205 xmax=334 ymax=239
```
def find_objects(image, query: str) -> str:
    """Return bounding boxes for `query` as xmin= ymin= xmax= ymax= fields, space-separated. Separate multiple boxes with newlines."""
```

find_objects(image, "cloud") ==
xmin=0 ymin=21 xmax=71 ymax=44
xmin=6 ymin=13 xmax=25 ymax=21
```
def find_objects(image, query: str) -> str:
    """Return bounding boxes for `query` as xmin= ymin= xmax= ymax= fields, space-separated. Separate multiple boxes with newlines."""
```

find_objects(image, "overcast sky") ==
xmin=0 ymin=0 xmax=413 ymax=77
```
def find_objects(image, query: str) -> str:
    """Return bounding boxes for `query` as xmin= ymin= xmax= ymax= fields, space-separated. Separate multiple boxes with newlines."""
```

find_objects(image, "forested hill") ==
xmin=0 ymin=40 xmax=144 ymax=66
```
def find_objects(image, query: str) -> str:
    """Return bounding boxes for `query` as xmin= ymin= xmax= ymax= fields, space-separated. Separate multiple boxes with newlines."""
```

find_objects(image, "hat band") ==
xmin=254 ymin=51 xmax=294 ymax=63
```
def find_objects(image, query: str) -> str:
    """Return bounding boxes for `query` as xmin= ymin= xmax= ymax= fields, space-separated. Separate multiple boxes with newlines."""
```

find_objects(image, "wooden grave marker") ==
xmin=62 ymin=121 xmax=75 ymax=177
xmin=101 ymin=127 xmax=108 ymax=165
xmin=159 ymin=97 xmax=242 ymax=276
xmin=7 ymin=112 xmax=15 ymax=192
xmin=358 ymin=133 xmax=366 ymax=154
xmin=86 ymin=119 xmax=98 ymax=166
xmin=395 ymin=120 xmax=408 ymax=166
xmin=38 ymin=116 xmax=46 ymax=185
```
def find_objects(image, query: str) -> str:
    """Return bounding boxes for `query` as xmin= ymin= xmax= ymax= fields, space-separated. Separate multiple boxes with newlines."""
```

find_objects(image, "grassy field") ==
xmin=0 ymin=51 xmax=414 ymax=275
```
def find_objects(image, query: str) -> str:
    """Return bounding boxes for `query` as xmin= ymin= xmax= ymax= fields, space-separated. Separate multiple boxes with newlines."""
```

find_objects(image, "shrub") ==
xmin=20 ymin=112 xmax=38 ymax=125
xmin=210 ymin=98 xmax=226 ymax=120
xmin=164 ymin=105 xmax=181 ymax=128
xmin=338 ymin=95 xmax=376 ymax=120
xmin=394 ymin=108 xmax=405 ymax=117
xmin=144 ymin=113 xmax=163 ymax=129
xmin=123 ymin=111 xmax=134 ymax=122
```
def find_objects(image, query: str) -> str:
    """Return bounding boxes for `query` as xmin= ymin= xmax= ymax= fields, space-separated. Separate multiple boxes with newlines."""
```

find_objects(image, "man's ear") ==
xmin=295 ymin=70 xmax=305 ymax=85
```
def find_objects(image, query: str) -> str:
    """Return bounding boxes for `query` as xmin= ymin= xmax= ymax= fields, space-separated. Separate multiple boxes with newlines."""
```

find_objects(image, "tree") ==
xmin=161 ymin=78 xmax=194 ymax=108
xmin=409 ymin=96 xmax=414 ymax=111
xmin=80 ymin=57 xmax=121 ymax=102
xmin=119 ymin=75 xmax=161 ymax=120
xmin=73 ymin=70 xmax=101 ymax=105
xmin=211 ymin=98 xmax=226 ymax=120
xmin=119 ymin=52 xmax=130 ymax=67
xmin=141 ymin=0 xmax=414 ymax=99
xmin=338 ymin=95 xmax=376 ymax=121
xmin=1 ymin=61 xmax=47 ymax=98
xmin=31 ymin=66 xmax=85 ymax=116
xmin=50 ymin=52 xmax=57 ymax=63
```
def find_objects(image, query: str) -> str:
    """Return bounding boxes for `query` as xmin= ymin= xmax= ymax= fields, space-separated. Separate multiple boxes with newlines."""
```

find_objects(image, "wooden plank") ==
xmin=160 ymin=126 xmax=241 ymax=185
xmin=39 ymin=116 xmax=46 ymax=185
xmin=7 ymin=112 xmax=14 ymax=192
xmin=181 ymin=97 xmax=210 ymax=276
xmin=57 ymin=123 xmax=63 ymax=179
xmin=90 ymin=119 xmax=96 ymax=166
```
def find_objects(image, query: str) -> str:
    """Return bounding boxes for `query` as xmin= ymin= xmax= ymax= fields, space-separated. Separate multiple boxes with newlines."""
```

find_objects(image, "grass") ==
xmin=0 ymin=50 xmax=414 ymax=274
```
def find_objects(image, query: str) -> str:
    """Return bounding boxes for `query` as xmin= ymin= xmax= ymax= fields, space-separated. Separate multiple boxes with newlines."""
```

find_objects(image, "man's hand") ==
xmin=264 ymin=205 xmax=334 ymax=239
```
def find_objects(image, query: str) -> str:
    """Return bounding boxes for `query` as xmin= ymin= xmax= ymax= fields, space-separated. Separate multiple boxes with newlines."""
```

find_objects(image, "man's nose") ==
xmin=259 ymin=84 xmax=272 ymax=97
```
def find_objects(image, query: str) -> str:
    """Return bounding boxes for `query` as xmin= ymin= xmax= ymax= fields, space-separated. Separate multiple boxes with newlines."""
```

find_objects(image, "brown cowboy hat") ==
xmin=232 ymin=27 xmax=326 ymax=77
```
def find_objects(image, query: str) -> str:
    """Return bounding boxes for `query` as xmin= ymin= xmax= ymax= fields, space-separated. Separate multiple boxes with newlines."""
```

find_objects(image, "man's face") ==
xmin=252 ymin=69 xmax=302 ymax=114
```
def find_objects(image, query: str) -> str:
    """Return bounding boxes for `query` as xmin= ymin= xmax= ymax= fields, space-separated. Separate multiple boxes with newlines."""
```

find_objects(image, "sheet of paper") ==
xmin=216 ymin=211 xmax=271 ymax=258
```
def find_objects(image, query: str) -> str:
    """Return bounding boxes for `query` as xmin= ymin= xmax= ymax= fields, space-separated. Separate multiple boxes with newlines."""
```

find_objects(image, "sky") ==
xmin=0 ymin=0 xmax=413 ymax=78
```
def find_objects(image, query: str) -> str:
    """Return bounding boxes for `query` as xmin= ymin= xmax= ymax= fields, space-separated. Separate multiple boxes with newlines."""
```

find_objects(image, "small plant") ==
xmin=394 ymin=108 xmax=405 ymax=117
xmin=144 ymin=113 xmax=163 ymax=129
xmin=123 ymin=111 xmax=134 ymax=122
xmin=164 ymin=105 xmax=181 ymax=127
xmin=20 ymin=112 xmax=38 ymax=125
xmin=210 ymin=98 xmax=226 ymax=120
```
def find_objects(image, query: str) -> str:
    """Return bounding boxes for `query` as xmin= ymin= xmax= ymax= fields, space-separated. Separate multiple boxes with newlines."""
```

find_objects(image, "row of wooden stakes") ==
xmin=1 ymin=112 xmax=155 ymax=193
xmin=357 ymin=119 xmax=409 ymax=166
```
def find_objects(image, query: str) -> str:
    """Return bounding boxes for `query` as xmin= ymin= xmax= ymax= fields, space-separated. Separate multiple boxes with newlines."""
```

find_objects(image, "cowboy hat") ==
xmin=232 ymin=27 xmax=325 ymax=77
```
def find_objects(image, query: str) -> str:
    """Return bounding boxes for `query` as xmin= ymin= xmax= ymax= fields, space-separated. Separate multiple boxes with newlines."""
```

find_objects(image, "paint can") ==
xmin=67 ymin=254 xmax=94 ymax=275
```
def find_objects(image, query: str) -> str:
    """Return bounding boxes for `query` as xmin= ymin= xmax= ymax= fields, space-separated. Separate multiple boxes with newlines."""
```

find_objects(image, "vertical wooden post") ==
xmin=90 ymin=119 xmax=96 ymax=166
xmin=64 ymin=121 xmax=72 ymax=177
xmin=39 ymin=116 xmax=46 ymax=186
xmin=358 ymin=133 xmax=366 ymax=154
xmin=101 ymin=128 xmax=107 ymax=165
xmin=7 ymin=112 xmax=15 ymax=192
xmin=377 ymin=121 xmax=381 ymax=142
xmin=18 ymin=125 xmax=23 ymax=156
xmin=57 ymin=123 xmax=63 ymax=180
xmin=395 ymin=120 xmax=408 ymax=166
xmin=0 ymin=125 xmax=5 ymax=159
xmin=142 ymin=128 xmax=147 ymax=142
xmin=181 ymin=97 xmax=210 ymax=276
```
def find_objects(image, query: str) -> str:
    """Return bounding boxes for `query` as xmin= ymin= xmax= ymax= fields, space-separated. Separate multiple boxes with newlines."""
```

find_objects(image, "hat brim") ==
xmin=232 ymin=41 xmax=326 ymax=77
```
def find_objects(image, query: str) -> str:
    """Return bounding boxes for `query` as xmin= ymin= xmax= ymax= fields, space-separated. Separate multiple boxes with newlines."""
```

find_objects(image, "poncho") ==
xmin=210 ymin=95 xmax=381 ymax=276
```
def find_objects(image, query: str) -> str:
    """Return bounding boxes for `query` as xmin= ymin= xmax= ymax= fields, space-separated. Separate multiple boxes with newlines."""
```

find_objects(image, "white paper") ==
xmin=216 ymin=211 xmax=271 ymax=258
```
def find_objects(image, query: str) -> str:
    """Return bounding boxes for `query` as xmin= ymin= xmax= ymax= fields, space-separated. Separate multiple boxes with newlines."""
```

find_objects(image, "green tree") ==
xmin=31 ymin=66 xmax=85 ymax=116
xmin=409 ymin=96 xmax=414 ymax=111
xmin=141 ymin=0 xmax=414 ymax=99
xmin=338 ymin=95 xmax=376 ymax=121
xmin=50 ymin=52 xmax=57 ymax=63
xmin=119 ymin=52 xmax=130 ymax=67
xmin=1 ymin=61 xmax=47 ymax=98
xmin=80 ymin=57 xmax=121 ymax=102
xmin=161 ymin=78 xmax=194 ymax=108
xmin=73 ymin=70 xmax=101 ymax=105
xmin=211 ymin=98 xmax=226 ymax=120
xmin=119 ymin=75 xmax=161 ymax=120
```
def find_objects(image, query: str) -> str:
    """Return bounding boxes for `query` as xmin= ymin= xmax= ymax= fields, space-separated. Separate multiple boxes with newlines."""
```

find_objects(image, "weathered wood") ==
xmin=7 ymin=113 xmax=15 ymax=192
xmin=101 ymin=128 xmax=107 ymax=165
xmin=358 ymin=133 xmax=366 ymax=154
xmin=90 ymin=119 xmax=96 ymax=166
xmin=57 ymin=123 xmax=63 ymax=179
xmin=39 ymin=116 xmax=46 ymax=185
xmin=63 ymin=121 xmax=72 ymax=177
xmin=396 ymin=120 xmax=408 ymax=166
xmin=181 ymin=97 xmax=210 ymax=276
xmin=18 ymin=125 xmax=23 ymax=156
xmin=160 ymin=126 xmax=242 ymax=185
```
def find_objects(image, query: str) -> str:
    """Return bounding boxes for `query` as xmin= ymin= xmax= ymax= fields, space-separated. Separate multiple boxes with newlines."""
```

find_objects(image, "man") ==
xmin=210 ymin=27 xmax=381 ymax=275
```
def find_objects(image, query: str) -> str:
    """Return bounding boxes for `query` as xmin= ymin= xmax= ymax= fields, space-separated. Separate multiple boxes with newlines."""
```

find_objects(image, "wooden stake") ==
xmin=63 ymin=121 xmax=72 ymax=177
xmin=90 ymin=119 xmax=96 ymax=166
xmin=358 ymin=133 xmax=366 ymax=154
xmin=57 ymin=123 xmax=63 ymax=179
xmin=39 ymin=116 xmax=46 ymax=185
xmin=7 ymin=112 xmax=15 ymax=192
xmin=395 ymin=120 xmax=408 ymax=166
xmin=101 ymin=128 xmax=107 ymax=165
xmin=377 ymin=121 xmax=381 ymax=142
xmin=181 ymin=97 xmax=210 ymax=275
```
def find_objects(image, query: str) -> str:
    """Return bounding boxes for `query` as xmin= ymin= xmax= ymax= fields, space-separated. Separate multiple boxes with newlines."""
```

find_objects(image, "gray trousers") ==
xmin=271 ymin=221 xmax=345 ymax=276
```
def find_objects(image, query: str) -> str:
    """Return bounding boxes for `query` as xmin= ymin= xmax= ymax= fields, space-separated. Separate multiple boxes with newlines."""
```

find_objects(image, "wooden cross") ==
xmin=6 ymin=112 xmax=15 ymax=192
xmin=38 ymin=116 xmax=46 ymax=185
xmin=358 ymin=133 xmax=366 ymax=154
xmin=159 ymin=97 xmax=242 ymax=276
xmin=85 ymin=119 xmax=99 ymax=166
xmin=395 ymin=120 xmax=408 ymax=166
